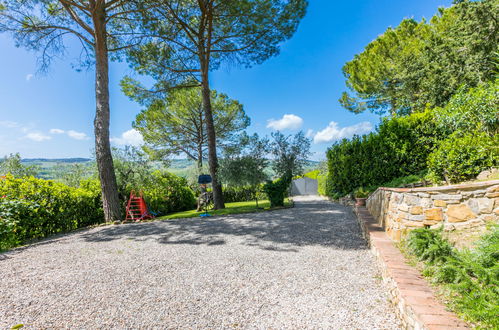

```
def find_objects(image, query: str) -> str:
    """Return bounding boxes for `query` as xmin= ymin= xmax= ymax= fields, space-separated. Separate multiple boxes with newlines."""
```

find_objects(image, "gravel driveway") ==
xmin=1 ymin=196 xmax=402 ymax=329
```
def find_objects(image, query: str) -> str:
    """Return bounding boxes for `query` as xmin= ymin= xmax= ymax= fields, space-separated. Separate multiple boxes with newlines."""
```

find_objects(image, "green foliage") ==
xmin=353 ymin=187 xmax=370 ymax=198
xmin=129 ymin=87 xmax=250 ymax=167
xmin=222 ymin=186 xmax=266 ymax=203
xmin=407 ymin=228 xmax=455 ymax=264
xmin=326 ymin=109 xmax=443 ymax=196
xmin=341 ymin=0 xmax=498 ymax=115
xmin=0 ymin=175 xmax=103 ymax=251
xmin=382 ymin=173 xmax=426 ymax=188
xmin=295 ymin=169 xmax=320 ymax=180
xmin=270 ymin=131 xmax=311 ymax=179
xmin=219 ymin=133 xmax=269 ymax=195
xmin=0 ymin=153 xmax=38 ymax=178
xmin=262 ymin=176 xmax=290 ymax=207
xmin=142 ymin=171 xmax=196 ymax=215
xmin=434 ymin=80 xmax=499 ymax=136
xmin=428 ymin=131 xmax=499 ymax=184
xmin=406 ymin=227 xmax=499 ymax=328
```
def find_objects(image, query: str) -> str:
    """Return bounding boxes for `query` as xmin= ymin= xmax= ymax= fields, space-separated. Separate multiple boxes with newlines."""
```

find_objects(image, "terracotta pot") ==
xmin=355 ymin=197 xmax=367 ymax=206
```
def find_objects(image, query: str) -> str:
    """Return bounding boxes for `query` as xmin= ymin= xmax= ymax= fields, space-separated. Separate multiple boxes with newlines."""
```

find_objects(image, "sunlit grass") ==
xmin=158 ymin=198 xmax=293 ymax=220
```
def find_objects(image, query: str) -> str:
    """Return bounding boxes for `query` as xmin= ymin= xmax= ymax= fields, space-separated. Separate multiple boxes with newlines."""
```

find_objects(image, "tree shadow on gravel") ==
xmin=81 ymin=199 xmax=368 ymax=252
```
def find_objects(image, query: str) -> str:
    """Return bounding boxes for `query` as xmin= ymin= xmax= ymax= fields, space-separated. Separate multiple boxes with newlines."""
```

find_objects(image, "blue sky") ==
xmin=0 ymin=0 xmax=452 ymax=160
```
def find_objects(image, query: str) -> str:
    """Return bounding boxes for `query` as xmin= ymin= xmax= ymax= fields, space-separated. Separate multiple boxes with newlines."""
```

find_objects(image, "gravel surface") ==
xmin=1 ymin=196 xmax=402 ymax=329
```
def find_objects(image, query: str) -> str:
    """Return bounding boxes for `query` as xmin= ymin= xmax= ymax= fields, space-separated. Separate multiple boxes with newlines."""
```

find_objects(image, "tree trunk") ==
xmin=200 ymin=70 xmax=224 ymax=209
xmin=93 ymin=6 xmax=121 ymax=221
xmin=197 ymin=144 xmax=203 ymax=173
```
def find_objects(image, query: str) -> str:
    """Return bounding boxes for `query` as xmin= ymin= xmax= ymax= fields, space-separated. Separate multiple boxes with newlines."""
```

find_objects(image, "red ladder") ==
xmin=125 ymin=191 xmax=154 ymax=221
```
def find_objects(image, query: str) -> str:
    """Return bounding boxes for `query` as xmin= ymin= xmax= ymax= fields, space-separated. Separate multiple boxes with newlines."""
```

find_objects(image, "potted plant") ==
xmin=354 ymin=187 xmax=369 ymax=206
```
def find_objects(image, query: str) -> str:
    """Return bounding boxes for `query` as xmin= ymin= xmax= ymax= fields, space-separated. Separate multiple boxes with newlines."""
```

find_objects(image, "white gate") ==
xmin=291 ymin=177 xmax=318 ymax=196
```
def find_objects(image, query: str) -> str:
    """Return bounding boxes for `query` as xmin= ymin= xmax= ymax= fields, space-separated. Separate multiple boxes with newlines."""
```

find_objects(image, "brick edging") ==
xmin=354 ymin=205 xmax=469 ymax=330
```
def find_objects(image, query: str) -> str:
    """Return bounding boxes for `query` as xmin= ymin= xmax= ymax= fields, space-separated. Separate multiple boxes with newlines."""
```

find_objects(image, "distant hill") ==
xmin=19 ymin=158 xmax=320 ymax=181
xmin=22 ymin=158 xmax=92 ymax=163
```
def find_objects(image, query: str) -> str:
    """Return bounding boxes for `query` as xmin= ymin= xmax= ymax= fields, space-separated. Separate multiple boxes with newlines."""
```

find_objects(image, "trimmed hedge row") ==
xmin=0 ymin=176 xmax=103 ymax=250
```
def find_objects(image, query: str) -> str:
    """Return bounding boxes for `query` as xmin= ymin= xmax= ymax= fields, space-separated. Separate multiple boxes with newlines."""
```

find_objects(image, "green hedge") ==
xmin=0 ymin=175 xmax=103 ymax=250
xmin=222 ymin=185 xmax=265 ymax=203
xmin=326 ymin=109 xmax=443 ymax=196
xmin=262 ymin=176 xmax=290 ymax=207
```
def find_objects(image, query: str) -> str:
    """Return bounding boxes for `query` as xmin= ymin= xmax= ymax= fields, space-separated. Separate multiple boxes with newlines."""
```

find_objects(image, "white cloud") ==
xmin=26 ymin=74 xmax=34 ymax=82
xmin=313 ymin=121 xmax=373 ymax=144
xmin=0 ymin=121 xmax=21 ymax=129
xmin=111 ymin=129 xmax=144 ymax=147
xmin=25 ymin=132 xmax=51 ymax=142
xmin=67 ymin=130 xmax=89 ymax=140
xmin=305 ymin=129 xmax=315 ymax=138
xmin=266 ymin=114 xmax=303 ymax=131
xmin=50 ymin=128 xmax=89 ymax=140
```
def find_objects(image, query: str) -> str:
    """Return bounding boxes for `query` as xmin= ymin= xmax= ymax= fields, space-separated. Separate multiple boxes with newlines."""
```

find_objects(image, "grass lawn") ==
xmin=158 ymin=198 xmax=293 ymax=220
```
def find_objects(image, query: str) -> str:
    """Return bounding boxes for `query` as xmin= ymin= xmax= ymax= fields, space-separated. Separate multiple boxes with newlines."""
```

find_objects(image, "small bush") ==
xmin=428 ymin=132 xmax=498 ymax=184
xmin=353 ymin=187 xmax=370 ymax=198
xmin=142 ymin=171 xmax=196 ymax=215
xmin=262 ymin=177 xmax=290 ymax=207
xmin=407 ymin=228 xmax=454 ymax=264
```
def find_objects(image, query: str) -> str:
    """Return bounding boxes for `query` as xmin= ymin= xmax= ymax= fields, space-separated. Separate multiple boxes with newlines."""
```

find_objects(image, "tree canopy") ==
xmin=270 ymin=131 xmax=311 ymax=180
xmin=340 ymin=0 xmax=498 ymax=115
xmin=129 ymin=87 xmax=250 ymax=171
xmin=123 ymin=0 xmax=308 ymax=209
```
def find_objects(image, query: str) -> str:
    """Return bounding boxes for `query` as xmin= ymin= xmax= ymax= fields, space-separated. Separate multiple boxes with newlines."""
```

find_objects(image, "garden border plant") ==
xmin=403 ymin=225 xmax=499 ymax=328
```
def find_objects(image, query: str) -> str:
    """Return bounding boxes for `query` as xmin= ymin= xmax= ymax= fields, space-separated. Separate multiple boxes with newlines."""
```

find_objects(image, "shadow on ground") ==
xmin=81 ymin=198 xmax=367 ymax=252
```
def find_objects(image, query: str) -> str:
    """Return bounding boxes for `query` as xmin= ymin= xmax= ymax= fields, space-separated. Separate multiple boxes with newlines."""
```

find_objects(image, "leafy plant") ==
xmin=428 ymin=131 xmax=498 ymax=184
xmin=262 ymin=176 xmax=291 ymax=208
xmin=353 ymin=187 xmax=369 ymax=198
xmin=405 ymin=226 xmax=499 ymax=328
xmin=407 ymin=228 xmax=454 ymax=264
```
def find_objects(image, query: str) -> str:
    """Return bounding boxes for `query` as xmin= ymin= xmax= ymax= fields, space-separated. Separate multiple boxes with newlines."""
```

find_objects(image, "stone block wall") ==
xmin=366 ymin=180 xmax=499 ymax=244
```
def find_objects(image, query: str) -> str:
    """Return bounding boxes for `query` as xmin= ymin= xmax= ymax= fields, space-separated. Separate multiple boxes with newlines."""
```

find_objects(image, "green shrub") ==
xmin=262 ymin=177 xmax=290 ymax=207
xmin=222 ymin=185 xmax=265 ymax=203
xmin=353 ymin=187 xmax=370 ymax=198
xmin=434 ymin=80 xmax=499 ymax=136
xmin=317 ymin=174 xmax=328 ymax=196
xmin=0 ymin=199 xmax=39 ymax=250
xmin=326 ymin=109 xmax=444 ymax=196
xmin=405 ymin=226 xmax=499 ymax=328
xmin=0 ymin=175 xmax=103 ymax=250
xmin=142 ymin=171 xmax=196 ymax=215
xmin=407 ymin=228 xmax=454 ymax=264
xmin=428 ymin=132 xmax=498 ymax=184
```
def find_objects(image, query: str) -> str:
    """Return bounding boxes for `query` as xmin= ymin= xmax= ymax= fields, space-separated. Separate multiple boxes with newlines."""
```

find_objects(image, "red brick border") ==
xmin=355 ymin=206 xmax=469 ymax=329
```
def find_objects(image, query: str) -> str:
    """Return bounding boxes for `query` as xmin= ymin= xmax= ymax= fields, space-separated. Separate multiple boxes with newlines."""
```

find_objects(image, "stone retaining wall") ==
xmin=366 ymin=180 xmax=499 ymax=243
